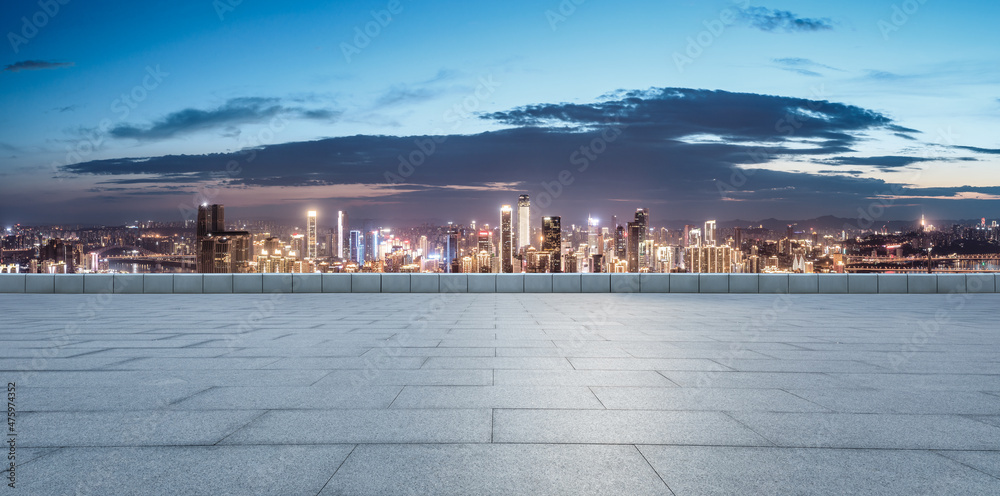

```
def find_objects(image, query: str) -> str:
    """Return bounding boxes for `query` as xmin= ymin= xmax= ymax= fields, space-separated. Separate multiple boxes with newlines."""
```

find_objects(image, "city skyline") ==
xmin=3 ymin=1 xmax=1000 ymax=226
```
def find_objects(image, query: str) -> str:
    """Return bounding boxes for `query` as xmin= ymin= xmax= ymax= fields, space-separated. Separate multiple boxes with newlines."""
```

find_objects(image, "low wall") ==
xmin=0 ymin=273 xmax=997 ymax=294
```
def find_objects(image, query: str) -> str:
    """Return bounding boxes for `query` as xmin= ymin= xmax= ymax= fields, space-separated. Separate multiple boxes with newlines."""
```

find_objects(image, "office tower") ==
xmin=690 ymin=228 xmax=702 ymax=248
xmin=364 ymin=230 xmax=379 ymax=263
xmin=634 ymin=208 xmax=648 ymax=243
xmin=615 ymin=224 xmax=626 ymax=260
xmin=306 ymin=211 xmax=318 ymax=259
xmin=517 ymin=195 xmax=531 ymax=251
xmin=683 ymin=225 xmax=693 ymax=247
xmin=542 ymin=216 xmax=561 ymax=273
xmin=196 ymin=204 xmax=250 ymax=273
xmin=500 ymin=205 xmax=514 ymax=273
xmin=587 ymin=217 xmax=598 ymax=256
xmin=627 ymin=221 xmax=640 ymax=272
xmin=349 ymin=230 xmax=362 ymax=263
xmin=591 ymin=253 xmax=603 ymax=273
xmin=704 ymin=220 xmax=717 ymax=247
xmin=446 ymin=224 xmax=459 ymax=273
xmin=734 ymin=227 xmax=743 ymax=249
xmin=337 ymin=211 xmax=347 ymax=259
xmin=477 ymin=230 xmax=491 ymax=254
xmin=418 ymin=235 xmax=429 ymax=258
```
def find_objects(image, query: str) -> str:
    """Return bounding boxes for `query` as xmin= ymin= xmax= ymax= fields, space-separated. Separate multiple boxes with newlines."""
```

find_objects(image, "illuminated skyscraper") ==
xmin=349 ymin=230 xmax=362 ymax=263
xmin=337 ymin=211 xmax=347 ymax=259
xmin=704 ymin=220 xmax=717 ymax=246
xmin=542 ymin=216 xmax=561 ymax=273
xmin=445 ymin=224 xmax=459 ymax=273
xmin=634 ymin=208 xmax=648 ymax=243
xmin=587 ymin=217 xmax=599 ymax=256
xmin=517 ymin=195 xmax=530 ymax=251
xmin=478 ymin=230 xmax=491 ymax=254
xmin=196 ymin=204 xmax=250 ymax=273
xmin=500 ymin=205 xmax=514 ymax=273
xmin=306 ymin=211 xmax=317 ymax=259
xmin=627 ymin=221 xmax=640 ymax=272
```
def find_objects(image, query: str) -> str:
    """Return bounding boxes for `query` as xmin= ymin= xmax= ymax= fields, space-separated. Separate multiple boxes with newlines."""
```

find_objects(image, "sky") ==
xmin=1 ymin=0 xmax=999 ymax=228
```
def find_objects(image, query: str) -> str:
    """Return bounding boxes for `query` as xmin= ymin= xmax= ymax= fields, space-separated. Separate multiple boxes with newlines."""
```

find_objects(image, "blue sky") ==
xmin=1 ymin=0 xmax=999 ymax=226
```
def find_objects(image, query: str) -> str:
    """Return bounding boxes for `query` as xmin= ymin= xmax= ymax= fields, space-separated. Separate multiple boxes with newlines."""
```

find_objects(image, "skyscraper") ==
xmin=542 ymin=216 xmax=561 ymax=273
xmin=306 ymin=211 xmax=317 ymax=259
xmin=478 ymin=230 xmax=491 ymax=254
xmin=704 ymin=220 xmax=717 ymax=247
xmin=517 ymin=195 xmax=530 ymax=251
xmin=500 ymin=205 xmax=514 ymax=273
xmin=445 ymin=224 xmax=459 ymax=273
xmin=635 ymin=208 xmax=648 ymax=243
xmin=627 ymin=221 xmax=641 ymax=272
xmin=337 ymin=211 xmax=347 ymax=259
xmin=349 ymin=230 xmax=362 ymax=263
xmin=587 ymin=217 xmax=599 ymax=256
xmin=615 ymin=224 xmax=626 ymax=261
xmin=196 ymin=204 xmax=250 ymax=273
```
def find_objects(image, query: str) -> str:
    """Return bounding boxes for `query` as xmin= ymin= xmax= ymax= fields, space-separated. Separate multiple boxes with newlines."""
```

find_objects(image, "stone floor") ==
xmin=2 ymin=293 xmax=1000 ymax=495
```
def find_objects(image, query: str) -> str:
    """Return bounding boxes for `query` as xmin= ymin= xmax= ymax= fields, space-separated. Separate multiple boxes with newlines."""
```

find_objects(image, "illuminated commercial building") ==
xmin=500 ymin=205 xmax=514 ymax=273
xmin=196 ymin=204 xmax=251 ymax=273
xmin=704 ymin=220 xmax=717 ymax=246
xmin=337 ymin=211 xmax=347 ymax=259
xmin=542 ymin=216 xmax=561 ymax=273
xmin=306 ymin=210 xmax=317 ymax=259
xmin=517 ymin=195 xmax=531 ymax=251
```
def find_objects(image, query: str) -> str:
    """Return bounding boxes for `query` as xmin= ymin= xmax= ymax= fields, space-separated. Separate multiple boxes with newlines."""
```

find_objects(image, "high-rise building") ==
xmin=478 ymin=230 xmax=491 ymax=254
xmin=364 ymin=230 xmax=379 ymax=263
xmin=517 ymin=195 xmax=531 ymax=251
xmin=500 ymin=205 xmax=514 ymax=273
xmin=196 ymin=204 xmax=250 ymax=273
xmin=349 ymin=230 xmax=362 ymax=263
xmin=446 ymin=224 xmax=459 ymax=273
xmin=337 ymin=211 xmax=347 ymax=259
xmin=306 ymin=211 xmax=317 ymax=259
xmin=614 ymin=224 xmax=626 ymax=260
xmin=542 ymin=216 xmax=561 ymax=273
xmin=704 ymin=220 xmax=717 ymax=247
xmin=587 ymin=217 xmax=599 ymax=256
xmin=627 ymin=221 xmax=641 ymax=272
xmin=634 ymin=208 xmax=648 ymax=243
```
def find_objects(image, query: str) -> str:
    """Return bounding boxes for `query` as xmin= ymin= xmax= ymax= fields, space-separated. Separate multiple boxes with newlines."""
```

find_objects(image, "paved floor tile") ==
xmin=221 ymin=409 xmax=491 ymax=444
xmin=493 ymin=409 xmax=769 ymax=445
xmin=321 ymin=444 xmax=670 ymax=495
xmin=16 ymin=445 xmax=354 ymax=496
xmin=640 ymin=446 xmax=1000 ymax=495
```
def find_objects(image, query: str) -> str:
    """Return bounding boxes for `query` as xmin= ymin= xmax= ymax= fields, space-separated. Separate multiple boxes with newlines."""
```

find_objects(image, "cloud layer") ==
xmin=738 ymin=7 xmax=834 ymax=33
xmin=54 ymin=87 xmax=998 ymax=222
xmin=3 ymin=60 xmax=74 ymax=72
xmin=108 ymin=97 xmax=340 ymax=141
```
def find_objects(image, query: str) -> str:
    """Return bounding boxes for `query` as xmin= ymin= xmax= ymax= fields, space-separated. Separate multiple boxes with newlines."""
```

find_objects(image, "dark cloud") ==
xmin=737 ymin=7 xmax=833 ymax=33
xmin=108 ymin=97 xmax=340 ymax=141
xmin=3 ymin=60 xmax=74 ymax=72
xmin=56 ymin=86 xmax=989 ymax=223
xmin=954 ymin=145 xmax=1000 ymax=155
xmin=819 ymin=156 xmax=934 ymax=169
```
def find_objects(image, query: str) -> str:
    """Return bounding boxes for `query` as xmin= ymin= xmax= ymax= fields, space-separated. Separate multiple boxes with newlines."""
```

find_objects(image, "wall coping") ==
xmin=1 ymin=273 xmax=996 ymax=294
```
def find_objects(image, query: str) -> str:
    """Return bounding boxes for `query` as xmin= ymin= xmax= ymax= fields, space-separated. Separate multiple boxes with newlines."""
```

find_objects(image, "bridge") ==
xmin=105 ymin=254 xmax=196 ymax=270
xmin=846 ymin=254 xmax=1000 ymax=273
xmin=87 ymin=245 xmax=159 ymax=257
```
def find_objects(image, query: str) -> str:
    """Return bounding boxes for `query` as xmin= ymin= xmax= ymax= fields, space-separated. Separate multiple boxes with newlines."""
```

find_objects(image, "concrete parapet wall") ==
xmin=2 ymin=274 xmax=998 ymax=294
